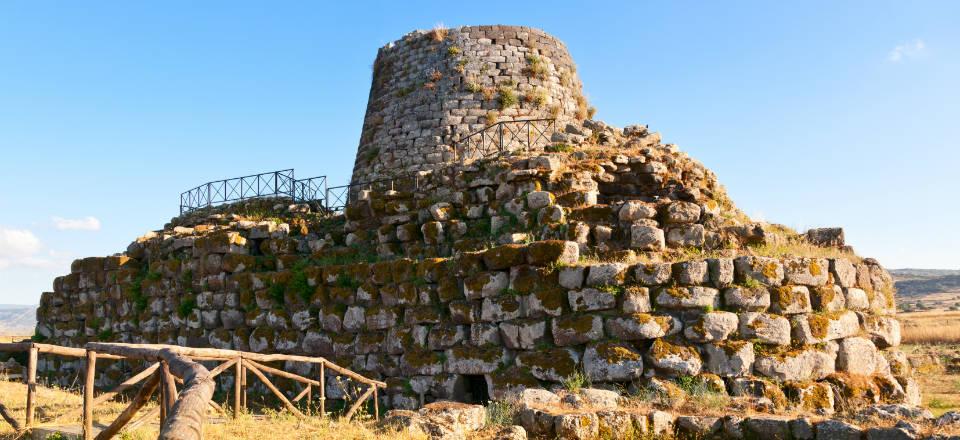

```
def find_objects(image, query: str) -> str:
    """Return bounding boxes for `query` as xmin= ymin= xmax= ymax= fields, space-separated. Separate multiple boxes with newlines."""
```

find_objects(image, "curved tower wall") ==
xmin=351 ymin=25 xmax=588 ymax=183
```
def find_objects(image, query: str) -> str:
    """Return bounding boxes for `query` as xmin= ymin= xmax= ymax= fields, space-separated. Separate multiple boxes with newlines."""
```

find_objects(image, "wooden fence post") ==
xmin=83 ymin=349 xmax=97 ymax=440
xmin=25 ymin=345 xmax=38 ymax=427
xmin=319 ymin=361 xmax=325 ymax=417
xmin=161 ymin=361 xmax=178 ymax=415
xmin=233 ymin=357 xmax=242 ymax=418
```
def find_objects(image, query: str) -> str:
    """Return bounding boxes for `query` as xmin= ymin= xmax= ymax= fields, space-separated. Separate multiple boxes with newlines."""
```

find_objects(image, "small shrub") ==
xmin=455 ymin=58 xmax=468 ymax=73
xmin=268 ymin=282 xmax=286 ymax=304
xmin=546 ymin=143 xmax=574 ymax=153
xmin=486 ymin=400 xmax=518 ymax=426
xmin=562 ymin=370 xmax=590 ymax=394
xmin=524 ymin=54 xmax=548 ymax=79
xmin=524 ymin=87 xmax=548 ymax=108
xmin=177 ymin=297 xmax=197 ymax=318
xmin=429 ymin=69 xmax=443 ymax=82
xmin=428 ymin=23 xmax=448 ymax=42
xmin=485 ymin=110 xmax=499 ymax=126
xmin=465 ymin=79 xmax=483 ymax=93
xmin=574 ymin=94 xmax=589 ymax=120
xmin=549 ymin=104 xmax=561 ymax=119
xmin=497 ymin=86 xmax=518 ymax=110
xmin=481 ymin=87 xmax=496 ymax=100
xmin=335 ymin=273 xmax=360 ymax=289
xmin=587 ymin=106 xmax=597 ymax=119
xmin=596 ymin=284 xmax=625 ymax=296
xmin=741 ymin=277 xmax=762 ymax=289
xmin=423 ymin=82 xmax=436 ymax=90
xmin=447 ymin=45 xmax=461 ymax=56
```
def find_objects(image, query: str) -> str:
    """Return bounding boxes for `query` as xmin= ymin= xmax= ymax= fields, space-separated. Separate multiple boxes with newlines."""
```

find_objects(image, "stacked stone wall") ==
xmin=36 ymin=148 xmax=916 ymax=412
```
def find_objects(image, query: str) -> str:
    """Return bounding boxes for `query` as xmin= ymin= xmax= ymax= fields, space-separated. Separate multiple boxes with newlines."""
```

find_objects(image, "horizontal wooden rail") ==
xmin=85 ymin=342 xmax=386 ymax=388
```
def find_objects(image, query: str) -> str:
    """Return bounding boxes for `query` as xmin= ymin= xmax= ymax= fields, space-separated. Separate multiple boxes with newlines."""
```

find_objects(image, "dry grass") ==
xmin=0 ymin=378 xmax=422 ymax=440
xmin=747 ymin=239 xmax=861 ymax=262
xmin=428 ymin=23 xmax=448 ymax=42
xmin=900 ymin=311 xmax=960 ymax=344
xmin=901 ymin=343 xmax=960 ymax=416
xmin=0 ymin=377 xmax=148 ymax=439
xmin=0 ymin=336 xmax=30 ymax=344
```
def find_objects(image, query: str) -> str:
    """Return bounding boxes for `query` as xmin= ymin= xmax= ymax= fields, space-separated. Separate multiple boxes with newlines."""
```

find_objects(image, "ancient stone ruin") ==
xmin=35 ymin=25 xmax=927 ymax=438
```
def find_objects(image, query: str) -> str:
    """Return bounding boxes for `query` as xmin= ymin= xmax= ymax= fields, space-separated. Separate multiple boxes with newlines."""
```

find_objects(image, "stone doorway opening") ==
xmin=463 ymin=375 xmax=490 ymax=404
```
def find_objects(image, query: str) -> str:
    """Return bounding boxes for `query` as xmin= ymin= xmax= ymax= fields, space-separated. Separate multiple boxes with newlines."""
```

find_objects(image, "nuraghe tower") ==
xmin=37 ymin=26 xmax=917 ymax=428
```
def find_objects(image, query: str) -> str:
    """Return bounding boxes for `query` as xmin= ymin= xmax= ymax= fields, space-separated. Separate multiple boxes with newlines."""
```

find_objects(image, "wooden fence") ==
xmin=0 ymin=342 xmax=386 ymax=439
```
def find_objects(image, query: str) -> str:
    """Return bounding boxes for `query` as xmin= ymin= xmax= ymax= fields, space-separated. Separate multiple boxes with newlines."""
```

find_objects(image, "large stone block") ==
xmin=552 ymin=314 xmax=604 ymax=346
xmin=583 ymin=341 xmax=644 ymax=382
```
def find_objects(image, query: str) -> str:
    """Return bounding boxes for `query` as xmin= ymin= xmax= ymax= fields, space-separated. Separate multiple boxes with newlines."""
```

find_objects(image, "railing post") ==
xmin=319 ymin=361 xmax=326 ymax=417
xmin=527 ymin=121 xmax=532 ymax=151
xmin=25 ymin=345 xmax=37 ymax=427
xmin=83 ymin=349 xmax=97 ymax=440
xmin=499 ymin=123 xmax=504 ymax=154
xmin=234 ymin=357 xmax=242 ymax=418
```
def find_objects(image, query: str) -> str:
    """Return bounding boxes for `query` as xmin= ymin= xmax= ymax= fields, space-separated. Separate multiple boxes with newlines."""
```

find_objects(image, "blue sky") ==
xmin=1 ymin=1 xmax=958 ymax=305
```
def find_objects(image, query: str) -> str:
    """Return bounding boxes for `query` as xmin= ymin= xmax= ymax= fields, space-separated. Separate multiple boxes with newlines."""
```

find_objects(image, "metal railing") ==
xmin=455 ymin=118 xmax=556 ymax=163
xmin=322 ymin=118 xmax=558 ymax=214
xmin=293 ymin=175 xmax=327 ymax=204
xmin=178 ymin=118 xmax=557 ymax=215
xmin=179 ymin=170 xmax=328 ymax=214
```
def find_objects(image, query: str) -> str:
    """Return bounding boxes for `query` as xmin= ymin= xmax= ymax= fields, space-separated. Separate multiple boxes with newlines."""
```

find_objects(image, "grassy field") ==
xmin=900 ymin=310 xmax=960 ymax=344
xmin=0 ymin=378 xmax=425 ymax=440
xmin=901 ymin=343 xmax=960 ymax=416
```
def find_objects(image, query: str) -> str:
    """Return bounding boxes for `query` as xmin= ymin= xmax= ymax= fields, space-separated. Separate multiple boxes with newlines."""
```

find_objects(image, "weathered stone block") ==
xmin=703 ymin=341 xmax=755 ymax=377
xmin=754 ymin=346 xmax=837 ymax=381
xmin=674 ymin=260 xmax=709 ymax=285
xmin=723 ymin=286 xmax=771 ymax=311
xmin=684 ymin=311 xmax=738 ymax=342
xmin=586 ymin=263 xmax=628 ymax=286
xmin=633 ymin=262 xmax=673 ymax=285
xmin=568 ymin=288 xmax=616 ymax=312
xmin=605 ymin=313 xmax=675 ymax=340
xmin=770 ymin=285 xmax=812 ymax=315
xmin=647 ymin=339 xmax=702 ymax=376
xmin=516 ymin=347 xmax=581 ymax=381
xmin=552 ymin=314 xmax=604 ymax=346
xmin=655 ymin=286 xmax=720 ymax=309
xmin=499 ymin=318 xmax=547 ymax=349
xmin=445 ymin=346 xmax=506 ymax=374
xmin=735 ymin=256 xmax=784 ymax=285
xmin=739 ymin=312 xmax=791 ymax=345
xmin=583 ymin=341 xmax=644 ymax=382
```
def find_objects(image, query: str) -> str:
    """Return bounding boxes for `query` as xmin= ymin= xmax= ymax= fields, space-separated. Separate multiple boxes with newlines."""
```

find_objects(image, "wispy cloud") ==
xmin=888 ymin=39 xmax=926 ymax=62
xmin=52 ymin=216 xmax=101 ymax=231
xmin=0 ymin=227 xmax=44 ymax=269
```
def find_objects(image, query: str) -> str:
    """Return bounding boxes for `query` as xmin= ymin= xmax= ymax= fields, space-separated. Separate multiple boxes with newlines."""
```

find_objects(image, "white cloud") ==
xmin=0 ymin=227 xmax=45 ymax=269
xmin=52 ymin=216 xmax=101 ymax=231
xmin=888 ymin=39 xmax=926 ymax=62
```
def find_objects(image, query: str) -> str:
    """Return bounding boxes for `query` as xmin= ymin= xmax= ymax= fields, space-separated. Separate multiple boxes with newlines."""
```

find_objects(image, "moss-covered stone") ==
xmin=516 ymin=347 xmax=580 ymax=381
xmin=483 ymin=244 xmax=527 ymax=270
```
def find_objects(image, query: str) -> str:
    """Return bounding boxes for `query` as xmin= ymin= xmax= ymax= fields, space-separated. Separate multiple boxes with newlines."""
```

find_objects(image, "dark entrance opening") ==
xmin=463 ymin=375 xmax=490 ymax=404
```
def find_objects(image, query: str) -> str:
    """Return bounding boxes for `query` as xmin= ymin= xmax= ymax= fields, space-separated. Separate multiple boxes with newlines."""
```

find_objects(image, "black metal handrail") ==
xmin=179 ymin=170 xmax=328 ymax=214
xmin=179 ymin=119 xmax=556 ymax=215
xmin=322 ymin=118 xmax=557 ymax=214
xmin=455 ymin=118 xmax=556 ymax=163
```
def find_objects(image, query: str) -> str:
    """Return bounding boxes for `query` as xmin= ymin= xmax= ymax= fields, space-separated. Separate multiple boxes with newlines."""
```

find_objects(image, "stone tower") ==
xmin=351 ymin=25 xmax=589 ymax=183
